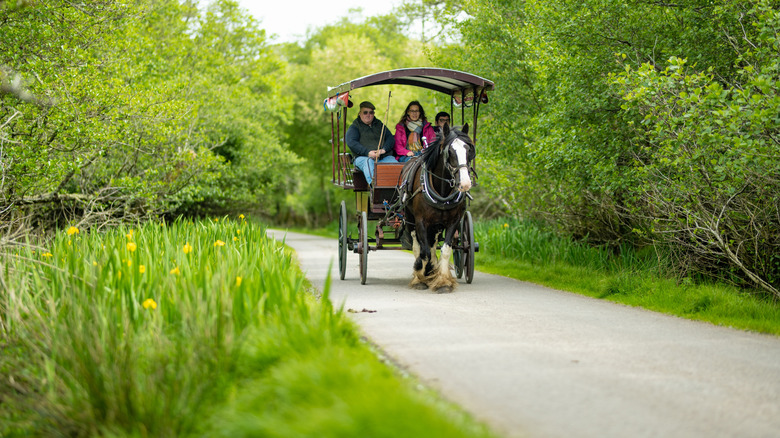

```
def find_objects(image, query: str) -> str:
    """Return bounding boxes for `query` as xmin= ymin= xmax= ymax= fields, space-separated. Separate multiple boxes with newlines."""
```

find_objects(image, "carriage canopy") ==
xmin=326 ymin=68 xmax=495 ymax=98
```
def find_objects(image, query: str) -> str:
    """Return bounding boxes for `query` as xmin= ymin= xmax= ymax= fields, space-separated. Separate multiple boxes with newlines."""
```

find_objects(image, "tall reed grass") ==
xmin=475 ymin=218 xmax=659 ymax=274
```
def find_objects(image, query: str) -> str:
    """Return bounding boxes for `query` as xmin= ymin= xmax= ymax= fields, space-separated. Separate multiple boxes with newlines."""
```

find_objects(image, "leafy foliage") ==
xmin=453 ymin=0 xmax=780 ymax=295
xmin=0 ymin=0 xmax=298 ymax=228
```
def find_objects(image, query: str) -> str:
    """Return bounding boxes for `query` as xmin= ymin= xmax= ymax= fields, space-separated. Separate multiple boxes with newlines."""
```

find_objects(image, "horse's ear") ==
xmin=461 ymin=123 xmax=469 ymax=135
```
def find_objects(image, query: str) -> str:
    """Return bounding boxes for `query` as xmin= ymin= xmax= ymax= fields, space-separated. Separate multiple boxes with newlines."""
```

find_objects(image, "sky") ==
xmin=235 ymin=0 xmax=400 ymax=44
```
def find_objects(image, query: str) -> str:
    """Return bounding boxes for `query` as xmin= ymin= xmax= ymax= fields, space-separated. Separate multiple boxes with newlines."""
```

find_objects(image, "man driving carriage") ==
xmin=345 ymin=101 xmax=398 ymax=185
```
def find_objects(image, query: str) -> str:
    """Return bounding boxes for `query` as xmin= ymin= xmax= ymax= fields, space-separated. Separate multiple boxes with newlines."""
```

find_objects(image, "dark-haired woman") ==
xmin=394 ymin=101 xmax=436 ymax=163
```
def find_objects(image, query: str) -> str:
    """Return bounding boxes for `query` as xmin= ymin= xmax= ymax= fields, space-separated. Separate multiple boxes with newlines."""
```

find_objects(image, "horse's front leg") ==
xmin=410 ymin=221 xmax=433 ymax=289
xmin=428 ymin=221 xmax=459 ymax=292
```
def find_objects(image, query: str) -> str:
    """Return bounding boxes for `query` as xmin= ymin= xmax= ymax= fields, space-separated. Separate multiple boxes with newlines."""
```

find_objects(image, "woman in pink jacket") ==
xmin=394 ymin=101 xmax=436 ymax=162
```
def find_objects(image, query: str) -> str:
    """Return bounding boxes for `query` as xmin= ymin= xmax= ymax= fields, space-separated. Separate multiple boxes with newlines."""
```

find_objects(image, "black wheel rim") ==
xmin=454 ymin=224 xmax=463 ymax=278
xmin=464 ymin=211 xmax=475 ymax=284
xmin=338 ymin=201 xmax=347 ymax=280
xmin=360 ymin=211 xmax=368 ymax=284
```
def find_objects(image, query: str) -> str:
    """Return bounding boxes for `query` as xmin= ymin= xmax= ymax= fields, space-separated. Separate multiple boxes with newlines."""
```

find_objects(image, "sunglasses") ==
xmin=361 ymin=110 xmax=375 ymax=115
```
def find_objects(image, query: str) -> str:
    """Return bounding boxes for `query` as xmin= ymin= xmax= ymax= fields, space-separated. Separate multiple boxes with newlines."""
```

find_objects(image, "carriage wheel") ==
xmin=453 ymin=228 xmax=464 ymax=279
xmin=338 ymin=201 xmax=348 ymax=280
xmin=461 ymin=211 xmax=475 ymax=284
xmin=359 ymin=210 xmax=368 ymax=285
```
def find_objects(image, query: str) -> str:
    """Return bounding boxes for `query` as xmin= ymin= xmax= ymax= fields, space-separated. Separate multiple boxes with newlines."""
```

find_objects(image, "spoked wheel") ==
xmin=461 ymin=211 xmax=475 ymax=284
xmin=338 ymin=201 xmax=348 ymax=280
xmin=359 ymin=210 xmax=368 ymax=285
xmin=454 ymin=227 xmax=464 ymax=279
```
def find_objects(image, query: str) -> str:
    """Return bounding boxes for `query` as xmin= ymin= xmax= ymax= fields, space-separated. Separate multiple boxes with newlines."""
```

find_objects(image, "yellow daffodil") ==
xmin=214 ymin=240 xmax=225 ymax=247
xmin=139 ymin=265 xmax=146 ymax=274
xmin=67 ymin=226 xmax=79 ymax=236
xmin=170 ymin=266 xmax=180 ymax=275
xmin=127 ymin=242 xmax=137 ymax=252
xmin=183 ymin=243 xmax=193 ymax=254
xmin=42 ymin=252 xmax=53 ymax=258
xmin=142 ymin=298 xmax=157 ymax=310
xmin=235 ymin=276 xmax=242 ymax=287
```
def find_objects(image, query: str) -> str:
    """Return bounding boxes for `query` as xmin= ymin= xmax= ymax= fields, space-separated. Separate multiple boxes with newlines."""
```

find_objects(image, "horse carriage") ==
xmin=325 ymin=68 xmax=494 ymax=291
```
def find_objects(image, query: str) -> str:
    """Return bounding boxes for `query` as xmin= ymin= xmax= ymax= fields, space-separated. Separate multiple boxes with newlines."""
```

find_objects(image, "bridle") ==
xmin=420 ymin=133 xmax=474 ymax=208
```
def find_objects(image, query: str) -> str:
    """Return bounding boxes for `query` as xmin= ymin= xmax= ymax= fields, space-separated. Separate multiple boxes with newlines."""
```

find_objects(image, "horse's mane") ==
xmin=421 ymin=126 xmax=474 ymax=170
xmin=421 ymin=133 xmax=442 ymax=169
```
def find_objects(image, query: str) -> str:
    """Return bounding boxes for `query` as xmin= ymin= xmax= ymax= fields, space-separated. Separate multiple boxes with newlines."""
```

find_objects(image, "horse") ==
xmin=399 ymin=124 xmax=475 ymax=292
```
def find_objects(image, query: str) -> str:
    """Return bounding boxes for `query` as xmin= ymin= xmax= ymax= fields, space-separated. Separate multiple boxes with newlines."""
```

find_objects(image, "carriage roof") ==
xmin=326 ymin=68 xmax=495 ymax=98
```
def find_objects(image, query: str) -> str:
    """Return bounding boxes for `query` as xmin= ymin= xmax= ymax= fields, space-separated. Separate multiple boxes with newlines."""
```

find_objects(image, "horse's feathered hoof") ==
xmin=411 ymin=282 xmax=429 ymax=290
xmin=435 ymin=286 xmax=454 ymax=294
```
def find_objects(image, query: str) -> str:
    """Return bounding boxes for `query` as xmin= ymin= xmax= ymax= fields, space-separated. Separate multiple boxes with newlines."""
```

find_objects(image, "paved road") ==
xmin=267 ymin=229 xmax=780 ymax=438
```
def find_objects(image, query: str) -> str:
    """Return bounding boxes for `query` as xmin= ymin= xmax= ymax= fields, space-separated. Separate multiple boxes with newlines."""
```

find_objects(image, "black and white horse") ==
xmin=400 ymin=124 xmax=475 ymax=292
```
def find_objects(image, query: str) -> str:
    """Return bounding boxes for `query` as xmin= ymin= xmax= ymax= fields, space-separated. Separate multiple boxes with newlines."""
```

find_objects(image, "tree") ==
xmin=612 ymin=2 xmax=780 ymax=296
xmin=0 ymin=0 xmax=298 ymax=229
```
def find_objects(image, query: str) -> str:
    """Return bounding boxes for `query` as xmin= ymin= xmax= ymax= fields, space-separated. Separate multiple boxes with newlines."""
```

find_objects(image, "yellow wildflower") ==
xmin=239 ymin=214 xmax=245 ymax=220
xmin=214 ymin=218 xmax=219 ymax=222
xmin=93 ymin=261 xmax=98 ymax=266
xmin=235 ymin=276 xmax=242 ymax=287
xmin=233 ymin=236 xmax=238 ymax=242
xmin=142 ymin=298 xmax=157 ymax=310
xmin=139 ymin=265 xmax=146 ymax=274
xmin=183 ymin=243 xmax=193 ymax=254
xmin=236 ymin=229 xmax=241 ymax=235
xmin=126 ymin=229 xmax=134 ymax=240
xmin=118 ymin=271 xmax=122 ymax=279
xmin=67 ymin=226 xmax=79 ymax=236
xmin=170 ymin=266 xmax=180 ymax=275
xmin=42 ymin=252 xmax=53 ymax=258
xmin=503 ymin=223 xmax=509 ymax=228
xmin=127 ymin=242 xmax=137 ymax=252
xmin=214 ymin=240 xmax=225 ymax=247
xmin=126 ymin=259 xmax=132 ymax=267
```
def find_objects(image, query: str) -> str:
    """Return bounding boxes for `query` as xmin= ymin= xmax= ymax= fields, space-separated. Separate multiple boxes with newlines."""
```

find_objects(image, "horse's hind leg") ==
xmin=410 ymin=229 xmax=431 ymax=289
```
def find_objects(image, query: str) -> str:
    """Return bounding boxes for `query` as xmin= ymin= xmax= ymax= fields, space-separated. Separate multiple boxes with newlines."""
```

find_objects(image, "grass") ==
xmin=0 ymin=217 xmax=498 ymax=437
xmin=475 ymin=218 xmax=780 ymax=336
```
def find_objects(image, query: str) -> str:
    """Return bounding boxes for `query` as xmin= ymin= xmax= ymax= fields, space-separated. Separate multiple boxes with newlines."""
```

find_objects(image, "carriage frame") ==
xmin=326 ymin=68 xmax=494 ymax=285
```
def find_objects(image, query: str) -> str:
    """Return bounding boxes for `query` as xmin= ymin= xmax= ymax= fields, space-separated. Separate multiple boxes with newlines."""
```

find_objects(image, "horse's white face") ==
xmin=451 ymin=138 xmax=472 ymax=192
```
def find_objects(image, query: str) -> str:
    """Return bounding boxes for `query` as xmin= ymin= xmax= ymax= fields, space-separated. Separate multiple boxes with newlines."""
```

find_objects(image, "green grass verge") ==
xmin=0 ymin=217 xmax=498 ymax=437
xmin=475 ymin=219 xmax=780 ymax=336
